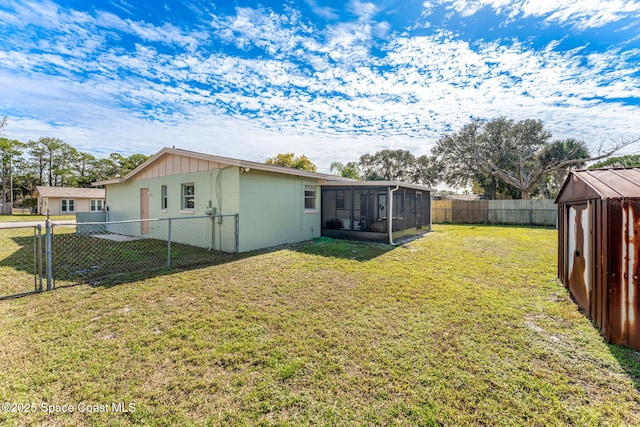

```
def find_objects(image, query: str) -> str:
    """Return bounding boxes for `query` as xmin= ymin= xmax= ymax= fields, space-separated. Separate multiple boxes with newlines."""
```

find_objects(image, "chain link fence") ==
xmin=0 ymin=215 xmax=239 ymax=296
xmin=0 ymin=224 xmax=43 ymax=299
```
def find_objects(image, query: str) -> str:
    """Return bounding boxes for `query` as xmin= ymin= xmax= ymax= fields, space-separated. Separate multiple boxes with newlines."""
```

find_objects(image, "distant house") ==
xmin=33 ymin=186 xmax=106 ymax=215
xmin=94 ymin=147 xmax=433 ymax=252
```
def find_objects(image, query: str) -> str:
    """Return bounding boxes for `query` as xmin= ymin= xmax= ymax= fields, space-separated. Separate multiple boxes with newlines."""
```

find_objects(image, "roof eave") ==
xmin=103 ymin=147 xmax=356 ymax=183
xmin=322 ymin=180 xmax=434 ymax=192
xmin=93 ymin=178 xmax=125 ymax=186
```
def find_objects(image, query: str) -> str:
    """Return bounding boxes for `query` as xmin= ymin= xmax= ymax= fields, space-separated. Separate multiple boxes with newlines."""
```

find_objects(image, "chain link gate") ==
xmin=0 ymin=224 xmax=43 ymax=300
xmin=49 ymin=215 xmax=239 ymax=287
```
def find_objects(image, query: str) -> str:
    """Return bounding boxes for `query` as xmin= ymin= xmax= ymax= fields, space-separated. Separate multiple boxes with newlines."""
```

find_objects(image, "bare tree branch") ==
xmin=433 ymin=117 xmax=640 ymax=199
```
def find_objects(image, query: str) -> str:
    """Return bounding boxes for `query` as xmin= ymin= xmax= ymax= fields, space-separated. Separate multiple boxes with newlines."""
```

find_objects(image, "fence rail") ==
xmin=0 ymin=214 xmax=239 ymax=298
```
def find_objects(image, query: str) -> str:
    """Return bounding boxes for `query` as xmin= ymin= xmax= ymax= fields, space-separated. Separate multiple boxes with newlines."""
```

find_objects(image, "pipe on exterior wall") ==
xmin=388 ymin=185 xmax=400 ymax=245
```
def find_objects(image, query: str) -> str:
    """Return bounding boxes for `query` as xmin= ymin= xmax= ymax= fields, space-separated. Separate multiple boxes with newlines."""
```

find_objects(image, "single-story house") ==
xmin=33 ymin=186 xmax=106 ymax=215
xmin=94 ymin=147 xmax=433 ymax=252
xmin=556 ymin=168 xmax=640 ymax=350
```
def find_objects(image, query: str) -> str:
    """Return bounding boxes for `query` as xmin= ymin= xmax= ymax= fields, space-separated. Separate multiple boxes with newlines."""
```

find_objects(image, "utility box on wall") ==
xmin=556 ymin=168 xmax=640 ymax=350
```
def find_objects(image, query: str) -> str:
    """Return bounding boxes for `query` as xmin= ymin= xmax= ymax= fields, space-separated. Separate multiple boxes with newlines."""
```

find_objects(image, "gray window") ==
xmin=161 ymin=185 xmax=168 ymax=210
xmin=61 ymin=199 xmax=75 ymax=212
xmin=182 ymin=183 xmax=195 ymax=210
xmin=304 ymin=185 xmax=317 ymax=210
xmin=90 ymin=199 xmax=104 ymax=212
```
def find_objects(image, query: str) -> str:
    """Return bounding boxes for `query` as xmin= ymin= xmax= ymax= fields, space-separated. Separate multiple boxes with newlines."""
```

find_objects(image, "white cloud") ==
xmin=425 ymin=0 xmax=640 ymax=29
xmin=348 ymin=0 xmax=378 ymax=21
xmin=303 ymin=0 xmax=339 ymax=20
xmin=0 ymin=0 xmax=639 ymax=172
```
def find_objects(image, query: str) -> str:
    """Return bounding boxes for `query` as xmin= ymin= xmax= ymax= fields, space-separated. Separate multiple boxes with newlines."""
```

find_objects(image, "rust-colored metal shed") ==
xmin=556 ymin=168 xmax=640 ymax=349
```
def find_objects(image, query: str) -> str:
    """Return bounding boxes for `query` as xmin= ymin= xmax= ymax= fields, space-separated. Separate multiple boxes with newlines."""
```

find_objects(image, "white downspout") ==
xmin=388 ymin=185 xmax=399 ymax=245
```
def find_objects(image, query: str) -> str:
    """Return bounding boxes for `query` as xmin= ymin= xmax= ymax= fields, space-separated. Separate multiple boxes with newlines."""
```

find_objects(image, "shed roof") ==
xmin=34 ymin=186 xmax=105 ymax=199
xmin=555 ymin=168 xmax=640 ymax=204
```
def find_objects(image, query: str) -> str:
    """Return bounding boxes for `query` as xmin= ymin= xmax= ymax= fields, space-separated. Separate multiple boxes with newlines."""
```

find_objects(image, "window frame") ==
xmin=181 ymin=183 xmax=195 ymax=213
xmin=90 ymin=199 xmax=104 ymax=212
xmin=61 ymin=199 xmax=75 ymax=213
xmin=160 ymin=185 xmax=168 ymax=211
xmin=304 ymin=185 xmax=318 ymax=212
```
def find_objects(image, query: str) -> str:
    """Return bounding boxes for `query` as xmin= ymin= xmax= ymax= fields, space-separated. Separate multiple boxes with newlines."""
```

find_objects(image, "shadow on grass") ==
xmin=50 ymin=236 xmax=393 ymax=290
xmin=0 ymin=233 xmax=42 ymax=299
xmin=565 ymin=291 xmax=640 ymax=394
xmin=2 ymin=233 xmax=396 ymax=299
xmin=289 ymin=236 xmax=394 ymax=261
xmin=609 ymin=342 xmax=640 ymax=393
xmin=0 ymin=234 xmax=253 ymax=293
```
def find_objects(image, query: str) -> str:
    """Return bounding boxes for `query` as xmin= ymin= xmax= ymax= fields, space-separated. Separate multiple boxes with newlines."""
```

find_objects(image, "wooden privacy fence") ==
xmin=432 ymin=199 xmax=557 ymax=227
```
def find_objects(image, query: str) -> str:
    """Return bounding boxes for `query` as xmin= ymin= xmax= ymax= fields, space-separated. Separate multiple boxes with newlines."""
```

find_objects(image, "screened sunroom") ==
xmin=321 ymin=182 xmax=432 ymax=244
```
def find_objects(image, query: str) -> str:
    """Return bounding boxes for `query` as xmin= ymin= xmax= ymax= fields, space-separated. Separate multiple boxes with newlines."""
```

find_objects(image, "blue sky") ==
xmin=1 ymin=0 xmax=639 ymax=172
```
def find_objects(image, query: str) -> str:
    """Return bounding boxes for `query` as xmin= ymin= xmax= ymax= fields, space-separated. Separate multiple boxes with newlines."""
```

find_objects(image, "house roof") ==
xmin=34 ymin=186 xmax=106 ymax=199
xmin=93 ymin=147 xmax=355 ymax=185
xmin=555 ymin=168 xmax=640 ymax=203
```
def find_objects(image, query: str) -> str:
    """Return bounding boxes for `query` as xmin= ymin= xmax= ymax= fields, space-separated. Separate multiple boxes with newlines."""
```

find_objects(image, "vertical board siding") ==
xmin=599 ymin=199 xmax=609 ymax=339
xmin=607 ymin=199 xmax=625 ymax=344
xmin=131 ymin=154 xmax=228 ymax=180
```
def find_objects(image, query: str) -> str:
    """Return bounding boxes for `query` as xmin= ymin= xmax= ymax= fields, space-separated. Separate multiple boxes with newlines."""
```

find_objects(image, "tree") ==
xmin=27 ymin=139 xmax=47 ymax=186
xmin=74 ymin=152 xmax=97 ymax=187
xmin=0 ymin=116 xmax=6 ymax=130
xmin=412 ymin=154 xmax=441 ymax=187
xmin=30 ymin=137 xmax=64 ymax=186
xmin=433 ymin=117 xmax=638 ymax=199
xmin=589 ymin=154 xmax=640 ymax=169
xmin=51 ymin=142 xmax=79 ymax=186
xmin=12 ymin=156 xmax=40 ymax=199
xmin=358 ymin=149 xmax=416 ymax=182
xmin=536 ymin=139 xmax=590 ymax=198
xmin=330 ymin=161 xmax=361 ymax=179
xmin=471 ymin=173 xmax=521 ymax=199
xmin=0 ymin=137 xmax=26 ymax=213
xmin=90 ymin=157 xmax=118 ymax=182
xmin=331 ymin=150 xmax=439 ymax=187
xmin=126 ymin=153 xmax=150 ymax=171
xmin=265 ymin=153 xmax=317 ymax=172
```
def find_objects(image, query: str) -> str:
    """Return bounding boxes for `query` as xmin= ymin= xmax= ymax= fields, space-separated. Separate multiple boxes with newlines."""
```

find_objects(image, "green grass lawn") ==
xmin=0 ymin=225 xmax=639 ymax=426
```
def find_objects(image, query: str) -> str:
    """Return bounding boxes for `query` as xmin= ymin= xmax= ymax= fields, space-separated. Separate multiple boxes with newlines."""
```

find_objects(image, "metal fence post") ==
xmin=45 ymin=219 xmax=53 ymax=291
xmin=235 ymin=214 xmax=239 ymax=253
xmin=36 ymin=225 xmax=43 ymax=292
xmin=167 ymin=218 xmax=172 ymax=269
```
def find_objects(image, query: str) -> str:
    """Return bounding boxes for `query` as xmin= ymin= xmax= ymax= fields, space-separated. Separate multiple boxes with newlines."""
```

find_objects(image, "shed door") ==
xmin=568 ymin=204 xmax=590 ymax=313
xmin=140 ymin=187 xmax=149 ymax=235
